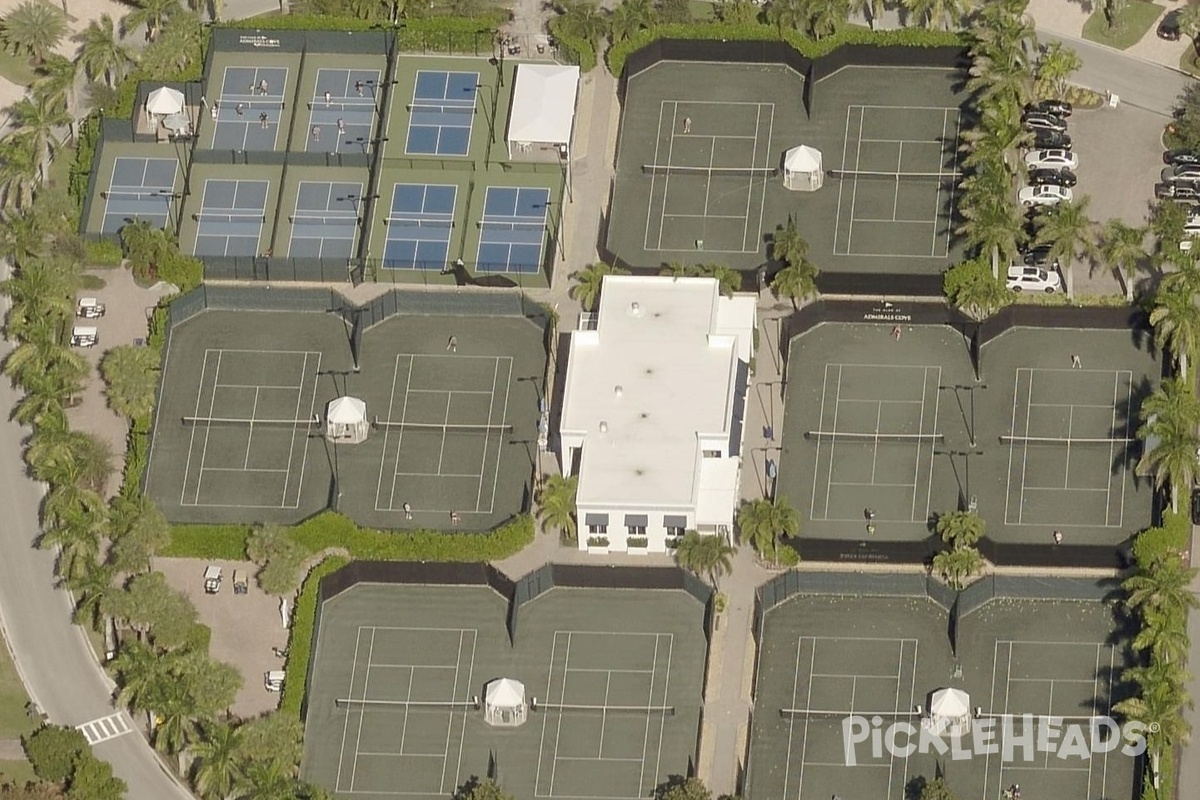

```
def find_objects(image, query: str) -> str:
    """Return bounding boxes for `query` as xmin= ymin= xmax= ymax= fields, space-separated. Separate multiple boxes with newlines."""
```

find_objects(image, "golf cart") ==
xmin=76 ymin=297 xmax=106 ymax=318
xmin=70 ymin=326 xmax=98 ymax=348
xmin=233 ymin=569 xmax=248 ymax=595
xmin=264 ymin=670 xmax=285 ymax=692
xmin=203 ymin=565 xmax=223 ymax=594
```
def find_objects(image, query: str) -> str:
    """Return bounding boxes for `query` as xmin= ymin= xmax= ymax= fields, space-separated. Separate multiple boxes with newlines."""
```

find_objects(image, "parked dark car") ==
xmin=1164 ymin=149 xmax=1200 ymax=166
xmin=1192 ymin=486 xmax=1200 ymax=525
xmin=1031 ymin=129 xmax=1072 ymax=150
xmin=1155 ymin=181 xmax=1200 ymax=203
xmin=1025 ymin=99 xmax=1073 ymax=117
xmin=1028 ymin=168 xmax=1078 ymax=188
xmin=1159 ymin=9 xmax=1182 ymax=40
xmin=1021 ymin=245 xmax=1059 ymax=269
xmin=1022 ymin=111 xmax=1068 ymax=132
xmin=1163 ymin=164 xmax=1200 ymax=183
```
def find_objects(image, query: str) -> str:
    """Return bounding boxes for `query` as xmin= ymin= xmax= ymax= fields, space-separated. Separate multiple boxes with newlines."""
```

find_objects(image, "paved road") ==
xmin=1040 ymin=32 xmax=1191 ymax=117
xmin=0 ymin=277 xmax=194 ymax=799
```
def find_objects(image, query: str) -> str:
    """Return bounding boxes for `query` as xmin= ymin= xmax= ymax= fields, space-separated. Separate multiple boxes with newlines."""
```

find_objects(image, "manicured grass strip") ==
xmin=0 ymin=50 xmax=36 ymax=87
xmin=0 ymin=632 xmax=35 ymax=741
xmin=1082 ymin=1 xmax=1164 ymax=50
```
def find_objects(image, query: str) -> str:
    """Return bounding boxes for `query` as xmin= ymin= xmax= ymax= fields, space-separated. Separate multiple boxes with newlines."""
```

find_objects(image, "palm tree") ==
xmin=142 ymin=10 xmax=202 ymax=73
xmin=696 ymin=263 xmax=741 ymax=297
xmin=1137 ymin=381 xmax=1200 ymax=512
xmin=609 ymin=0 xmax=655 ymax=42
xmin=536 ymin=474 xmax=578 ymax=543
xmin=931 ymin=546 xmax=984 ymax=590
xmin=1181 ymin=2 xmax=1200 ymax=48
xmin=1035 ymin=41 xmax=1081 ymax=100
xmin=41 ymin=504 xmax=106 ymax=580
xmin=659 ymin=261 xmax=700 ymax=278
xmin=0 ymin=135 xmax=40 ymax=209
xmin=1113 ymin=666 xmax=1192 ymax=770
xmin=846 ymin=0 xmax=885 ymax=28
xmin=771 ymin=215 xmax=809 ymax=266
xmin=1124 ymin=550 xmax=1200 ymax=620
xmin=31 ymin=54 xmax=77 ymax=120
xmin=568 ymin=262 xmax=628 ymax=312
xmin=119 ymin=219 xmax=173 ymax=280
xmin=1151 ymin=290 xmax=1200 ymax=380
xmin=673 ymin=530 xmax=736 ymax=588
xmin=119 ymin=0 xmax=182 ymax=41
xmin=552 ymin=0 xmax=609 ymax=45
xmin=11 ymin=374 xmax=66 ymax=427
xmin=7 ymin=95 xmax=69 ymax=180
xmin=73 ymin=14 xmax=131 ymax=87
xmin=770 ymin=260 xmax=819 ymax=309
xmin=0 ymin=209 xmax=46 ymax=265
xmin=715 ymin=0 xmax=758 ymax=25
xmin=66 ymin=561 xmax=115 ymax=631
xmin=233 ymin=760 xmax=295 ymax=800
xmin=943 ymin=256 xmax=1012 ymax=321
xmin=109 ymin=496 xmax=171 ymax=575
xmin=100 ymin=345 xmax=161 ymax=419
xmin=955 ymin=199 xmax=1023 ymax=277
xmin=1151 ymin=198 xmax=1188 ymax=253
xmin=5 ymin=337 xmax=89 ymax=395
xmin=1 ymin=259 xmax=78 ymax=340
xmin=935 ymin=509 xmax=985 ymax=548
xmin=1033 ymin=197 xmax=1096 ymax=298
xmin=736 ymin=498 xmax=799 ymax=564
xmin=802 ymin=0 xmax=849 ymax=38
xmin=190 ymin=720 xmax=243 ymax=800
xmin=1132 ymin=609 xmax=1190 ymax=665
xmin=1097 ymin=219 xmax=1146 ymax=301
xmin=902 ymin=0 xmax=970 ymax=30
xmin=767 ymin=0 xmax=806 ymax=32
xmin=0 ymin=1 xmax=67 ymax=66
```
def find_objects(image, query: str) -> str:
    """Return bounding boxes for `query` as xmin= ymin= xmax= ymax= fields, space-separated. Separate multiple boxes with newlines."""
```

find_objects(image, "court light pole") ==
xmin=752 ymin=445 xmax=782 ymax=499
xmin=536 ymin=201 xmax=566 ymax=261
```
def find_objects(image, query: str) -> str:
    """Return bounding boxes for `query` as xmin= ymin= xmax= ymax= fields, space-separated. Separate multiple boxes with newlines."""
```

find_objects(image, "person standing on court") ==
xmin=403 ymin=502 xmax=413 ymax=520
xmin=682 ymin=116 xmax=692 ymax=134
xmin=324 ymin=90 xmax=333 ymax=106
xmin=355 ymin=80 xmax=364 ymax=97
xmin=235 ymin=103 xmax=244 ymax=116
xmin=892 ymin=325 xmax=902 ymax=340
xmin=312 ymin=125 xmax=320 ymax=141
xmin=1071 ymin=353 xmax=1082 ymax=368
xmin=337 ymin=118 xmax=346 ymax=134
xmin=259 ymin=112 xmax=268 ymax=129
xmin=259 ymin=78 xmax=269 ymax=95
xmin=447 ymin=335 xmax=458 ymax=353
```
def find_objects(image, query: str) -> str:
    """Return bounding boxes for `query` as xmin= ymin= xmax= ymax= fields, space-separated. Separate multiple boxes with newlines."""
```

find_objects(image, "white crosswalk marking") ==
xmin=76 ymin=712 xmax=133 ymax=745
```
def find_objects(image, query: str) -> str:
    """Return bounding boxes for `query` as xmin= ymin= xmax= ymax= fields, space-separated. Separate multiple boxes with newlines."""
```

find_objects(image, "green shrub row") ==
xmin=83 ymin=239 xmax=124 ymax=267
xmin=118 ymin=304 xmax=169 ymax=500
xmin=396 ymin=14 xmax=505 ymax=53
xmin=606 ymin=22 xmax=964 ymax=76
xmin=547 ymin=17 xmax=598 ymax=72
xmin=280 ymin=556 xmax=349 ymax=717
xmin=1130 ymin=506 xmax=1191 ymax=566
xmin=218 ymin=12 xmax=378 ymax=30
xmin=162 ymin=510 xmax=535 ymax=561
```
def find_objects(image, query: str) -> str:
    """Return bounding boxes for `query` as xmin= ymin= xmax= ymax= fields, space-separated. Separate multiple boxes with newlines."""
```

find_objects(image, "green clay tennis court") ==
xmin=143 ymin=294 xmax=546 ymax=530
xmin=776 ymin=323 xmax=1158 ymax=545
xmin=747 ymin=579 xmax=1136 ymax=800
xmin=607 ymin=62 xmax=968 ymax=274
xmin=301 ymin=583 xmax=706 ymax=800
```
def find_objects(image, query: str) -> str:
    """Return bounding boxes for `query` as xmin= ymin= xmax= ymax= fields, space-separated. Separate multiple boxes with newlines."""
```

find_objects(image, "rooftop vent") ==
xmin=630 ymin=301 xmax=642 ymax=317
xmin=614 ymin=385 xmax=623 ymax=397
xmin=599 ymin=421 xmax=608 ymax=433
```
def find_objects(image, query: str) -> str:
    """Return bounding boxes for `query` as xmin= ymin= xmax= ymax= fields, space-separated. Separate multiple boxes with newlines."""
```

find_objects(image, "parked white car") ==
xmin=1019 ymin=184 xmax=1072 ymax=207
xmin=1023 ymin=149 xmax=1079 ymax=170
xmin=1006 ymin=265 xmax=1062 ymax=293
xmin=1179 ymin=218 xmax=1200 ymax=250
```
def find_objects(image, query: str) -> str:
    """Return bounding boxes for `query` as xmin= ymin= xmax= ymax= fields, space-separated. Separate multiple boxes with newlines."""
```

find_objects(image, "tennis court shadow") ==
xmin=1110 ymin=374 xmax=1153 ymax=482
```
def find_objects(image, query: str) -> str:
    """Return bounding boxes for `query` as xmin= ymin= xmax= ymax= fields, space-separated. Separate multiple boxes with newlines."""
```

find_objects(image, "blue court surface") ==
xmin=404 ymin=70 xmax=479 ymax=156
xmin=288 ymin=180 xmax=363 ymax=259
xmin=193 ymin=179 xmax=268 ymax=257
xmin=305 ymin=68 xmax=381 ymax=154
xmin=476 ymin=186 xmax=549 ymax=274
xmin=101 ymin=157 xmax=178 ymax=233
xmin=382 ymin=182 xmax=457 ymax=270
xmin=210 ymin=66 xmax=289 ymax=151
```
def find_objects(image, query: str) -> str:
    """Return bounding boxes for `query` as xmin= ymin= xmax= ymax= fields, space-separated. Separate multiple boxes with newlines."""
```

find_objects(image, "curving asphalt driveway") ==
xmin=1039 ymin=32 xmax=1191 ymax=117
xmin=0 ymin=278 xmax=193 ymax=799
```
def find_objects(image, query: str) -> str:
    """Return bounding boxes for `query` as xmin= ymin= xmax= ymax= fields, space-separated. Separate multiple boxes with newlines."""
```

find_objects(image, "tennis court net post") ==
xmin=641 ymin=164 xmax=778 ymax=178
xmin=335 ymin=697 xmax=480 ymax=711
xmin=181 ymin=414 xmax=321 ymax=429
xmin=804 ymin=431 xmax=945 ymax=444
xmin=530 ymin=698 xmax=675 ymax=716
xmin=371 ymin=418 xmax=513 ymax=434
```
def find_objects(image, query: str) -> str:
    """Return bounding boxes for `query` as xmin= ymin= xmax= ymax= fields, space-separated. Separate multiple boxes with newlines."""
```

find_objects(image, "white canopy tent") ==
xmin=923 ymin=687 xmax=972 ymax=737
xmin=505 ymin=64 xmax=580 ymax=159
xmin=146 ymin=86 xmax=185 ymax=115
xmin=484 ymin=678 xmax=527 ymax=727
xmin=783 ymin=145 xmax=824 ymax=192
xmin=325 ymin=396 xmax=368 ymax=444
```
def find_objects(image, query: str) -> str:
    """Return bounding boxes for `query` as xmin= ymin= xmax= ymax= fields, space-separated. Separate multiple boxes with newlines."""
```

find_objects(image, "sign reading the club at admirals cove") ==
xmin=239 ymin=34 xmax=281 ymax=48
xmin=861 ymin=301 xmax=911 ymax=323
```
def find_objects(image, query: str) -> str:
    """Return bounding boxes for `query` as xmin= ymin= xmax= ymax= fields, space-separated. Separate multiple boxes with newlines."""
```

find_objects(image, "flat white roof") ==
xmin=506 ymin=63 xmax=580 ymax=146
xmin=560 ymin=276 xmax=754 ymax=509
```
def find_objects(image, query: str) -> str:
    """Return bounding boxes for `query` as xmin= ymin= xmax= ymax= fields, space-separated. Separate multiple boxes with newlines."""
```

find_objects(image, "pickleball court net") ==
xmin=641 ymin=164 xmax=778 ymax=178
xmin=999 ymin=435 xmax=1137 ymax=445
xmin=335 ymin=698 xmax=478 ymax=712
xmin=192 ymin=212 xmax=267 ymax=224
xmin=477 ymin=220 xmax=544 ymax=232
xmin=407 ymin=103 xmax=475 ymax=115
xmin=804 ymin=431 xmax=945 ymax=444
xmin=308 ymin=100 xmax=377 ymax=112
xmin=779 ymin=707 xmax=920 ymax=720
xmin=531 ymin=700 xmax=675 ymax=716
xmin=371 ymin=419 xmax=513 ymax=434
xmin=383 ymin=217 xmax=455 ymax=228
xmin=102 ymin=188 xmax=175 ymax=200
xmin=827 ymin=169 xmax=964 ymax=182
xmin=289 ymin=214 xmax=361 ymax=225
xmin=181 ymin=414 xmax=320 ymax=429
xmin=217 ymin=99 xmax=285 ymax=111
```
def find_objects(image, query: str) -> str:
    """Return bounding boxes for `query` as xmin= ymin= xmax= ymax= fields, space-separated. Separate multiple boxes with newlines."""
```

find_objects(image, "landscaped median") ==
xmin=1082 ymin=0 xmax=1164 ymax=50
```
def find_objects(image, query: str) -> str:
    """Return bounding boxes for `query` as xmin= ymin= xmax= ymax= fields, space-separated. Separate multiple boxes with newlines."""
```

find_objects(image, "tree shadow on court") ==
xmin=1110 ymin=374 xmax=1153 ymax=484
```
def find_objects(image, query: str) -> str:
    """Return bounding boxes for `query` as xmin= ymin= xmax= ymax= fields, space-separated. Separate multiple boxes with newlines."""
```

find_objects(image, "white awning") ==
xmin=326 ymin=395 xmax=366 ymax=424
xmin=146 ymin=86 xmax=184 ymax=115
xmin=930 ymin=687 xmax=970 ymax=717
xmin=784 ymin=145 xmax=822 ymax=172
xmin=506 ymin=64 xmax=580 ymax=148
xmin=486 ymin=678 xmax=525 ymax=708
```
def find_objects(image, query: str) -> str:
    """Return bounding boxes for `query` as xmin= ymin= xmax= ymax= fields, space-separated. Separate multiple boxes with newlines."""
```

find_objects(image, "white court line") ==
xmin=435 ymin=392 xmax=453 ymax=475
xmin=1029 ymin=401 xmax=1120 ymax=409
xmin=406 ymin=388 xmax=494 ymax=395
xmin=446 ymin=630 xmax=477 ymax=794
xmin=656 ymin=102 xmax=681 ymax=251
xmin=932 ymin=108 xmax=947 ymax=256
xmin=278 ymin=352 xmax=310 ymax=505
xmin=940 ymin=109 xmax=962 ymax=258
xmin=651 ymin=635 xmax=674 ymax=799
xmin=374 ymin=353 xmax=407 ymax=511
xmin=643 ymin=101 xmax=668 ymax=251
xmin=853 ymin=218 xmax=932 ymax=224
xmin=397 ymin=663 xmax=416 ymax=756
xmin=832 ymin=106 xmax=853 ymax=255
xmin=335 ymin=628 xmax=366 ymax=793
xmin=701 ymin=136 xmax=717 ymax=218
xmin=215 ymin=382 xmax=305 ymax=390
xmin=202 ymin=467 xmax=288 ymax=473
xmin=1110 ymin=373 xmax=1130 ymax=527
xmin=920 ymin=367 xmax=942 ymax=522
xmin=845 ymin=108 xmax=867 ymax=255
xmin=184 ymin=350 xmax=223 ymax=506
xmin=893 ymin=140 xmax=903 ymax=221
xmin=348 ymin=628 xmax=378 ymax=792
xmin=781 ymin=636 xmax=812 ymax=800
xmin=675 ymin=133 xmax=758 ymax=140
xmin=870 ymin=403 xmax=884 ymax=483
xmin=638 ymin=634 xmax=660 ymax=794
xmin=482 ymin=358 xmax=513 ymax=515
xmin=821 ymin=365 xmax=844 ymax=519
xmin=861 ymin=138 xmax=944 ymax=143
xmin=751 ymin=104 xmax=774 ymax=254
xmin=1007 ymin=676 xmax=1095 ymax=684
xmin=1064 ymin=401 xmax=1075 ymax=487
xmin=663 ymin=212 xmax=748 ymax=220
xmin=475 ymin=359 xmax=501 ymax=514
xmin=556 ymin=756 xmax=645 ymax=763
xmin=838 ymin=397 xmax=925 ymax=405
xmin=811 ymin=671 xmax=906 ymax=680
xmin=394 ymin=471 xmax=483 ymax=479
xmin=567 ymin=667 xmax=656 ymax=674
